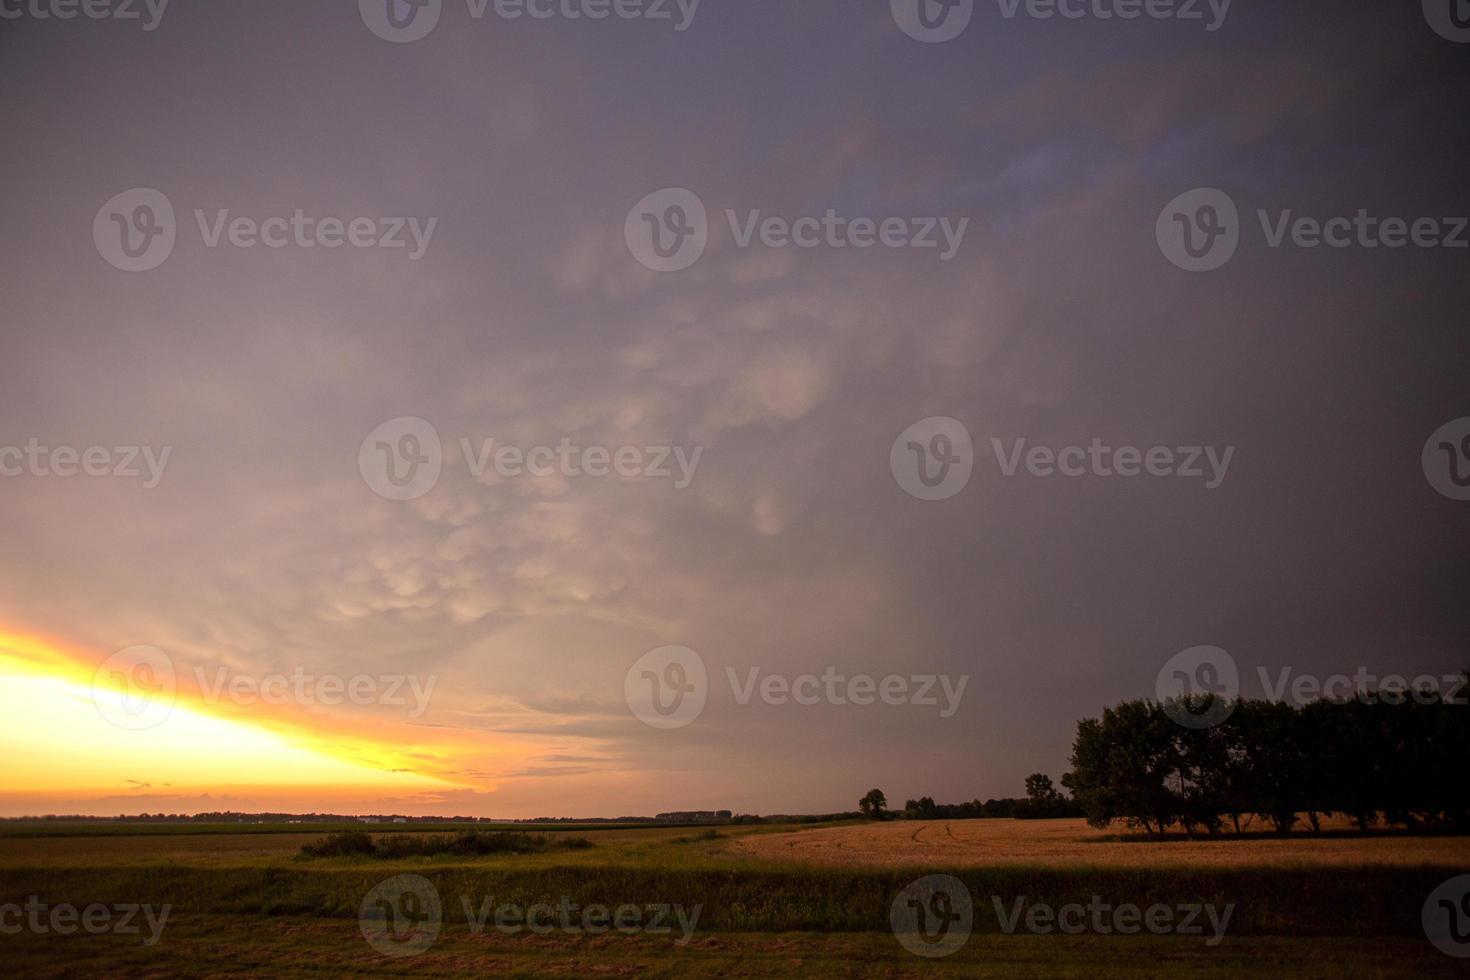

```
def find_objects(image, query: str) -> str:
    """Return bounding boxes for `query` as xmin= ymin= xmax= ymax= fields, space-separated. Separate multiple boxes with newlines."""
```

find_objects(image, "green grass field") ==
xmin=0 ymin=820 xmax=1464 ymax=977
xmin=6 ymin=916 xmax=1462 ymax=979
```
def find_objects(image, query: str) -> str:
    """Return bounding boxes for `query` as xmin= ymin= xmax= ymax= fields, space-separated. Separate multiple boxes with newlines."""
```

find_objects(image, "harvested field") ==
xmin=730 ymin=818 xmax=1470 ymax=869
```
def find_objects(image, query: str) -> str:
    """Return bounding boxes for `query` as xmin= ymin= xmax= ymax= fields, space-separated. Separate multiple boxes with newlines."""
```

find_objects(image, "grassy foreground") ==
xmin=1 ymin=821 xmax=1464 ymax=975
xmin=3 ymin=914 xmax=1465 ymax=979
xmin=0 ymin=862 xmax=1454 ymax=935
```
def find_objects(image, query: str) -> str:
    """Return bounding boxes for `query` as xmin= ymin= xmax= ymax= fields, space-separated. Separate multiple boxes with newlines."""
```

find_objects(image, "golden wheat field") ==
xmin=732 ymin=818 xmax=1470 ymax=869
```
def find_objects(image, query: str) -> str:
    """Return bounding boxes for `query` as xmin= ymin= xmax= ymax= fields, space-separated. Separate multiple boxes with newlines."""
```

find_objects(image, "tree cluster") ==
xmin=858 ymin=774 xmax=1084 ymax=822
xmin=1063 ymin=688 xmax=1470 ymax=837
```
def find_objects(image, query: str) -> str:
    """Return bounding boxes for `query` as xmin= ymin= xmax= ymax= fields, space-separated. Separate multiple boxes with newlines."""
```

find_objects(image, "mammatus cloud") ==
xmin=0 ymin=2 xmax=1466 ymax=816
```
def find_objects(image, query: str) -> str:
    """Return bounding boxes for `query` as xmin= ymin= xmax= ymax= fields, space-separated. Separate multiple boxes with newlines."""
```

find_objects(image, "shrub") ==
xmin=299 ymin=830 xmax=593 ymax=860
xmin=298 ymin=831 xmax=376 ymax=858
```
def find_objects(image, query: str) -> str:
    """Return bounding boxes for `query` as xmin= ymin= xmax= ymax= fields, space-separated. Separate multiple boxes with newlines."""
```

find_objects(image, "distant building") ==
xmin=360 ymin=817 xmax=380 ymax=824
xmin=392 ymin=817 xmax=407 ymax=824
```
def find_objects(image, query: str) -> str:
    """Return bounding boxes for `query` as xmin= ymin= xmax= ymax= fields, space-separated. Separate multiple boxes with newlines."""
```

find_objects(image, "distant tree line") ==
xmin=3 ymin=812 xmax=743 ymax=826
xmin=654 ymin=810 xmax=733 ymax=823
xmin=0 ymin=812 xmax=719 ymax=826
xmin=733 ymin=811 xmax=863 ymax=825
xmin=857 ymin=775 xmax=1084 ymax=822
xmin=0 ymin=812 xmax=466 ymax=824
xmin=1063 ymin=685 xmax=1470 ymax=838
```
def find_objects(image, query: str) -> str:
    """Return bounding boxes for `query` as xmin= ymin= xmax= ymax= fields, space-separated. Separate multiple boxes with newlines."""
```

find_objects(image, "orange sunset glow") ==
xmin=0 ymin=629 xmax=522 ymax=815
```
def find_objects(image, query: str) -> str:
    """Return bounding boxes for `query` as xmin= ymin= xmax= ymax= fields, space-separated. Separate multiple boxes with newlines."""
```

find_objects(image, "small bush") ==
xmin=299 ymin=830 xmax=592 ymax=860
xmin=672 ymin=828 xmax=722 ymax=844
xmin=298 ymin=831 xmax=376 ymax=858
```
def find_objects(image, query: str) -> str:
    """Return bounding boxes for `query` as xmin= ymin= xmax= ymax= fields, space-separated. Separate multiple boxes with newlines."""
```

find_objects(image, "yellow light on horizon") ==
xmin=0 ymin=646 xmax=451 ymax=798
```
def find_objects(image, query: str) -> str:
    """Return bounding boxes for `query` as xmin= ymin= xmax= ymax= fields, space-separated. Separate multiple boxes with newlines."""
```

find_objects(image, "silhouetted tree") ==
xmin=858 ymin=788 xmax=888 ymax=820
xmin=1064 ymin=674 xmax=1470 ymax=838
xmin=1063 ymin=700 xmax=1180 ymax=837
xmin=1025 ymin=774 xmax=1061 ymax=806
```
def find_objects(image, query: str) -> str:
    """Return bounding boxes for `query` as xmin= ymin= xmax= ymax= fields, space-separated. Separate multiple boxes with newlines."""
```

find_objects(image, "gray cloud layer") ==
xmin=0 ymin=1 xmax=1466 ymax=815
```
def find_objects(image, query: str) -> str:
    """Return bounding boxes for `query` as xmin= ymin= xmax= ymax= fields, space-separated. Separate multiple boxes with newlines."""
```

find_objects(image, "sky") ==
xmin=0 ymin=0 xmax=1467 ymax=818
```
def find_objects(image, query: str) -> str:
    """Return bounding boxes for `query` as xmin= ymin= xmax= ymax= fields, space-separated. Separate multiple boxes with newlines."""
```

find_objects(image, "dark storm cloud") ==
xmin=0 ymin=0 xmax=1466 ymax=815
